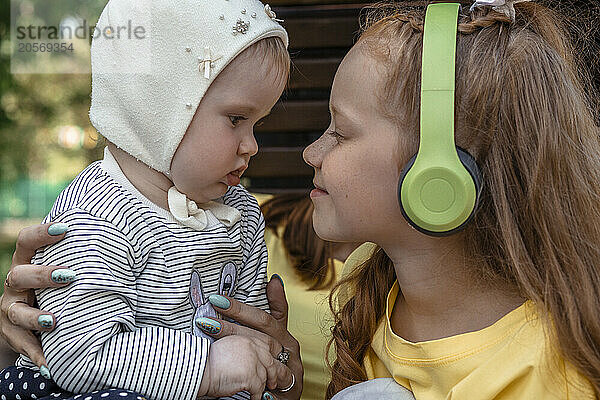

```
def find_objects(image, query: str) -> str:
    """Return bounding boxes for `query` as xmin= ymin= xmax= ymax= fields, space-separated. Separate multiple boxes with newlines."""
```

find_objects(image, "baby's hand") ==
xmin=197 ymin=335 xmax=293 ymax=400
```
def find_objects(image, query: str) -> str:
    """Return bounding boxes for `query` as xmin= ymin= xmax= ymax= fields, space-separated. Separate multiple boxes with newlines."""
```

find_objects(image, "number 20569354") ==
xmin=18 ymin=42 xmax=74 ymax=53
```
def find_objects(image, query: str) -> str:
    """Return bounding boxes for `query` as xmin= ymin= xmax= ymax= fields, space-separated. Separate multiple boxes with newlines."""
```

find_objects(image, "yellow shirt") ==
xmin=364 ymin=282 xmax=595 ymax=399
xmin=264 ymin=226 xmax=343 ymax=400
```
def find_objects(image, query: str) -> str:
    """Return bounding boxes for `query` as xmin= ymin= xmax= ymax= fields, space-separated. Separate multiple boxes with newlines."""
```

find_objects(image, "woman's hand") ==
xmin=0 ymin=222 xmax=74 ymax=374
xmin=196 ymin=276 xmax=303 ymax=400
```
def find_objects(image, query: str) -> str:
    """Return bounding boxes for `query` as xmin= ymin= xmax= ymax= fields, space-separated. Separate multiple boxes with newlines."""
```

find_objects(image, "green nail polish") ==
xmin=40 ymin=365 xmax=51 ymax=380
xmin=51 ymin=269 xmax=76 ymax=284
xmin=38 ymin=315 xmax=53 ymax=329
xmin=48 ymin=223 xmax=68 ymax=236
xmin=262 ymin=392 xmax=274 ymax=400
xmin=208 ymin=294 xmax=231 ymax=310
xmin=271 ymin=274 xmax=284 ymax=288
xmin=195 ymin=317 xmax=221 ymax=334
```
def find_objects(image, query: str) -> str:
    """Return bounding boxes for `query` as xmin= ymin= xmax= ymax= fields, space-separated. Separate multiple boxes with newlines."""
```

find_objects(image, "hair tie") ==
xmin=469 ymin=0 xmax=531 ymax=21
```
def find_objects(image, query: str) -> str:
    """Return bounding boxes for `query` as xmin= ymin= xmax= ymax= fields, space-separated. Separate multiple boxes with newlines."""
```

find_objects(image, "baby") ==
xmin=0 ymin=0 xmax=291 ymax=399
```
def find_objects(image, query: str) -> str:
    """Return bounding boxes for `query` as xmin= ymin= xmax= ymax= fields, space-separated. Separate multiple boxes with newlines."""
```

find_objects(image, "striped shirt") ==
xmin=16 ymin=148 xmax=269 ymax=400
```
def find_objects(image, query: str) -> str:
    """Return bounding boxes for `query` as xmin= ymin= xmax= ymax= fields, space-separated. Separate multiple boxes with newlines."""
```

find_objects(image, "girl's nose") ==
xmin=303 ymin=135 xmax=324 ymax=169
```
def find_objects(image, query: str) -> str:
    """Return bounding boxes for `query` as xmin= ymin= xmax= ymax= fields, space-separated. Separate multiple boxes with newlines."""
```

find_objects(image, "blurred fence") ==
xmin=0 ymin=178 xmax=69 ymax=220
xmin=0 ymin=178 xmax=69 ymax=295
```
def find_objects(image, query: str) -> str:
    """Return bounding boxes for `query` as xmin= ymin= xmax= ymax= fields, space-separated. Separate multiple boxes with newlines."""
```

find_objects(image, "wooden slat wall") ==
xmin=259 ymin=101 xmax=330 ymax=132
xmin=289 ymin=58 xmax=342 ymax=90
xmin=245 ymin=2 xmax=370 ymax=192
xmin=246 ymin=1 xmax=600 ymax=193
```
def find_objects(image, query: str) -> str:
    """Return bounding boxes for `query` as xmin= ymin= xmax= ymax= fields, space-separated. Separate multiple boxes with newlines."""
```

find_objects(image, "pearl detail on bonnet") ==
xmin=233 ymin=19 xmax=250 ymax=35
xmin=183 ymin=1 xmax=283 ymax=112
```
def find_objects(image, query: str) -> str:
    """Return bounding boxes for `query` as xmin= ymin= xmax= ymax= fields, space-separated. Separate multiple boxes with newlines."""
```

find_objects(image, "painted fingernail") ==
xmin=271 ymin=274 xmax=284 ymax=288
xmin=38 ymin=315 xmax=53 ymax=329
xmin=262 ymin=392 xmax=274 ymax=400
xmin=47 ymin=223 xmax=68 ymax=236
xmin=208 ymin=294 xmax=231 ymax=310
xmin=195 ymin=317 xmax=221 ymax=334
xmin=51 ymin=269 xmax=76 ymax=284
xmin=40 ymin=365 xmax=51 ymax=380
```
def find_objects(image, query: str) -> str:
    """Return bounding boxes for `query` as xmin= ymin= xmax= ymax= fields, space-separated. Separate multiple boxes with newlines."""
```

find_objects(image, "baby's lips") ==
xmin=225 ymin=172 xmax=241 ymax=186
xmin=221 ymin=164 xmax=247 ymax=186
xmin=235 ymin=164 xmax=248 ymax=177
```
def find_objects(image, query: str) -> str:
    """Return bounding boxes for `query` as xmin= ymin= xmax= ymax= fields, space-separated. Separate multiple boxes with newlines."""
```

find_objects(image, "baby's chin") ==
xmin=188 ymin=182 xmax=229 ymax=204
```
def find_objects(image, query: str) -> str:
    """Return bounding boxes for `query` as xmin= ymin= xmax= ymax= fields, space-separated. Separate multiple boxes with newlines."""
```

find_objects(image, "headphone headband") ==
xmin=420 ymin=3 xmax=459 ymax=156
xmin=398 ymin=3 xmax=482 ymax=236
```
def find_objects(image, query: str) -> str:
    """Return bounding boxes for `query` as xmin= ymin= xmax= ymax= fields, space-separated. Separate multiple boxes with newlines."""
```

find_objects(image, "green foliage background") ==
xmin=0 ymin=0 xmax=106 ymax=294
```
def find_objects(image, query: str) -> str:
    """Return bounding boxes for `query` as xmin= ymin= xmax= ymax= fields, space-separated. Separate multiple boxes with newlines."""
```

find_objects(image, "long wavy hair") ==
xmin=326 ymin=1 xmax=600 ymax=397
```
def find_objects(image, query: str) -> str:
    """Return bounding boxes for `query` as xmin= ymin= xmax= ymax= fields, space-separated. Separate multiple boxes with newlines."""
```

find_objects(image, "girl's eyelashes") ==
xmin=229 ymin=115 xmax=267 ymax=127
xmin=326 ymin=129 xmax=344 ymax=143
xmin=228 ymin=115 xmax=247 ymax=126
xmin=255 ymin=117 xmax=267 ymax=127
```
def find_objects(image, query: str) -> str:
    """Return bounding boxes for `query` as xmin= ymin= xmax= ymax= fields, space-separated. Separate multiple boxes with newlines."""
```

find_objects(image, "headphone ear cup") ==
xmin=398 ymin=153 xmax=417 ymax=186
xmin=456 ymin=147 xmax=482 ymax=210
xmin=397 ymin=152 xmax=419 ymax=231
xmin=397 ymin=147 xmax=482 ymax=236
xmin=397 ymin=152 xmax=417 ymax=228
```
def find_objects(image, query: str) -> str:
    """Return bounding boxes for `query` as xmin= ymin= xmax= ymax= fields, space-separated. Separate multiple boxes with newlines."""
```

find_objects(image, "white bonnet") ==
xmin=89 ymin=0 xmax=288 ymax=174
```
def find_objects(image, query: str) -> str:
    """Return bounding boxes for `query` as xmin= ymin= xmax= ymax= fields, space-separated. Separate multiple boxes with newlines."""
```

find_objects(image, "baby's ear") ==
xmin=190 ymin=270 xmax=204 ymax=307
xmin=219 ymin=262 xmax=237 ymax=297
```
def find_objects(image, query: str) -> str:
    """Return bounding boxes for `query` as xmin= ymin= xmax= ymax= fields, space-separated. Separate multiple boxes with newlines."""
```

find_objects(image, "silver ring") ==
xmin=4 ymin=271 xmax=27 ymax=293
xmin=279 ymin=372 xmax=295 ymax=393
xmin=7 ymin=300 xmax=27 ymax=317
xmin=276 ymin=346 xmax=290 ymax=365
xmin=4 ymin=271 xmax=12 ymax=288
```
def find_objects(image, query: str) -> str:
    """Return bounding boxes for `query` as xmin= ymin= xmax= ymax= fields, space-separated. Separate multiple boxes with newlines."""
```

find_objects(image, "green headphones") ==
xmin=398 ymin=3 xmax=482 ymax=236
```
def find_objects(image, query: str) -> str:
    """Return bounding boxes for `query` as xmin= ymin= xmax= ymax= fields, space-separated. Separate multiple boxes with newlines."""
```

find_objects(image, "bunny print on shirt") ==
xmin=189 ymin=262 xmax=238 ymax=341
